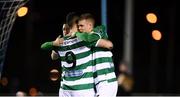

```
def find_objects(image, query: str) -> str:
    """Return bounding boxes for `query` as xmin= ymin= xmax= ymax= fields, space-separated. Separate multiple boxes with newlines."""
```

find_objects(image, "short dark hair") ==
xmin=79 ymin=13 xmax=95 ymax=26
xmin=66 ymin=12 xmax=79 ymax=28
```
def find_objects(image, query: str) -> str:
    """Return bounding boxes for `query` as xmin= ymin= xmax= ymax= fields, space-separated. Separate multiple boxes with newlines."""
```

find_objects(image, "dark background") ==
xmin=0 ymin=0 xmax=178 ymax=96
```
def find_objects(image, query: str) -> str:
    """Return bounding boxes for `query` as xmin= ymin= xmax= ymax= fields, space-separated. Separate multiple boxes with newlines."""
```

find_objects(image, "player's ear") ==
xmin=88 ymin=22 xmax=93 ymax=29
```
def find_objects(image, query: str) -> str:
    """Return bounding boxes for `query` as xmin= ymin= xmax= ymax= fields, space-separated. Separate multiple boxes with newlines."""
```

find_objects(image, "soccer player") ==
xmin=76 ymin=13 xmax=118 ymax=97
xmin=42 ymin=12 xmax=96 ymax=97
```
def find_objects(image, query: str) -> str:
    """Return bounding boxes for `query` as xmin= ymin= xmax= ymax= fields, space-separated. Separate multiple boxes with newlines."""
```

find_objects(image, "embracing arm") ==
xmin=41 ymin=36 xmax=64 ymax=50
xmin=75 ymin=32 xmax=113 ymax=49
xmin=96 ymin=39 xmax=113 ymax=50
xmin=41 ymin=41 xmax=54 ymax=50
xmin=75 ymin=32 xmax=99 ymax=42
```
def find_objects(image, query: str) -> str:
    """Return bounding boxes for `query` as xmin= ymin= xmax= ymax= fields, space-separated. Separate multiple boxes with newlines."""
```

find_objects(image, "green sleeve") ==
xmin=93 ymin=25 xmax=108 ymax=39
xmin=75 ymin=32 xmax=100 ymax=42
xmin=41 ymin=41 xmax=55 ymax=50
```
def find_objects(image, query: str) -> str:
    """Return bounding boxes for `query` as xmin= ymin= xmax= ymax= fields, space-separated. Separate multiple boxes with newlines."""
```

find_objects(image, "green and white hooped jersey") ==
xmin=92 ymin=26 xmax=117 ymax=85
xmin=92 ymin=47 xmax=117 ymax=85
xmin=57 ymin=36 xmax=96 ymax=91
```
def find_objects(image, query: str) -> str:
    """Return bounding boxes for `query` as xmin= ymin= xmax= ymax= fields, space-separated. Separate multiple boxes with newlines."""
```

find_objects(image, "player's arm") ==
xmin=75 ymin=32 xmax=99 ymax=42
xmin=92 ymin=25 xmax=113 ymax=49
xmin=96 ymin=39 xmax=113 ymax=50
xmin=75 ymin=32 xmax=113 ymax=49
xmin=41 ymin=41 xmax=54 ymax=50
xmin=41 ymin=36 xmax=64 ymax=50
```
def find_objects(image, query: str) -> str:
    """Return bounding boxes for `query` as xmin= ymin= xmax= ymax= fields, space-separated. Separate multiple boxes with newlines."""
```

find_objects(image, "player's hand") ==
xmin=51 ymin=50 xmax=59 ymax=60
xmin=97 ymin=39 xmax=113 ymax=50
xmin=53 ymin=35 xmax=64 ymax=46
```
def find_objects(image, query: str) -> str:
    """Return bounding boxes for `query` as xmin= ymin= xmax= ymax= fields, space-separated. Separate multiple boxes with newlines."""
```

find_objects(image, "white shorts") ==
xmin=95 ymin=81 xmax=118 ymax=97
xmin=59 ymin=88 xmax=96 ymax=97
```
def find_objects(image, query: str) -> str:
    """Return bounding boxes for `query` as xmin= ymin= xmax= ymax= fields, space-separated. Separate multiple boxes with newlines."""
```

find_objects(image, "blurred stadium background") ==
xmin=0 ymin=0 xmax=178 ymax=96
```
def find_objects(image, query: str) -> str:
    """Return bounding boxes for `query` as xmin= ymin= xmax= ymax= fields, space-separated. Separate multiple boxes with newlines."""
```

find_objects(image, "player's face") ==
xmin=78 ymin=20 xmax=92 ymax=33
xmin=62 ymin=24 xmax=69 ymax=36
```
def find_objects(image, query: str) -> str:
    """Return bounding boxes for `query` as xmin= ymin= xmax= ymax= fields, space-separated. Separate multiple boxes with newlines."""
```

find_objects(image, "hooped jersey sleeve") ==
xmin=93 ymin=25 xmax=108 ymax=39
xmin=40 ymin=41 xmax=55 ymax=50
xmin=75 ymin=25 xmax=108 ymax=42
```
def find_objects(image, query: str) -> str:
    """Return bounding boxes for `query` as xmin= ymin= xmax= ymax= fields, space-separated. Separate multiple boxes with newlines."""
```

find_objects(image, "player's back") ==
xmin=58 ymin=36 xmax=96 ymax=97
